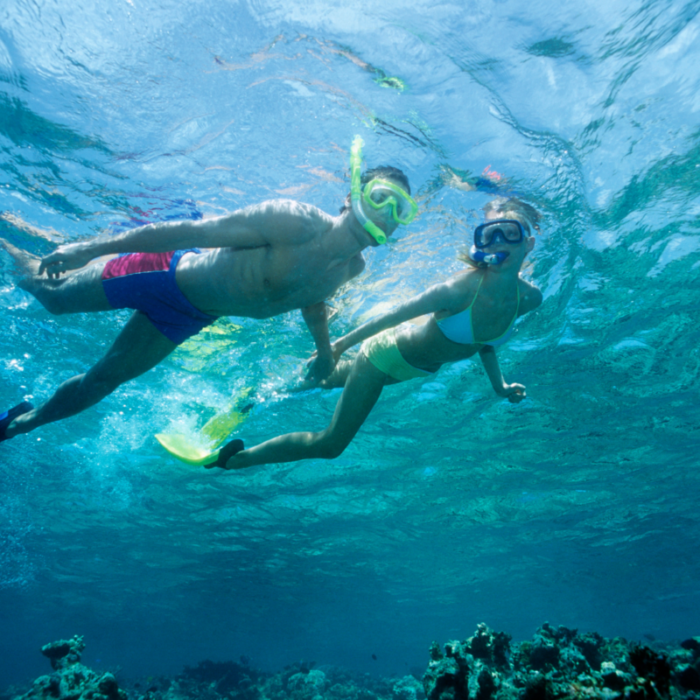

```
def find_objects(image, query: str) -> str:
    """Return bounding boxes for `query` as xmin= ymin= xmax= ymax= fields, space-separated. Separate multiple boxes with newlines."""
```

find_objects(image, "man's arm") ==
xmin=478 ymin=345 xmax=526 ymax=403
xmin=302 ymin=302 xmax=335 ymax=382
xmin=38 ymin=200 xmax=315 ymax=277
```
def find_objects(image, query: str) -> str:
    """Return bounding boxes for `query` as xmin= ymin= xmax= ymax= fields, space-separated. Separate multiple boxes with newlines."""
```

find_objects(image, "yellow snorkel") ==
xmin=350 ymin=136 xmax=388 ymax=245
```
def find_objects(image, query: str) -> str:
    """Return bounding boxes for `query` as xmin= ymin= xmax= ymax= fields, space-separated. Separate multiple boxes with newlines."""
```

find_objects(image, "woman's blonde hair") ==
xmin=457 ymin=197 xmax=541 ymax=267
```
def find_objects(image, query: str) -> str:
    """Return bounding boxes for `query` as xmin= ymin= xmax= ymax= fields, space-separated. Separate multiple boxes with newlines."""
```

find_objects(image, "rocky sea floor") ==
xmin=3 ymin=623 xmax=700 ymax=700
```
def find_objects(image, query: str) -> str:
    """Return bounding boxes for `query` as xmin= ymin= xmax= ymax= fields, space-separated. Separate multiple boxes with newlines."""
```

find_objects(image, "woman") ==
xmin=211 ymin=198 xmax=543 ymax=470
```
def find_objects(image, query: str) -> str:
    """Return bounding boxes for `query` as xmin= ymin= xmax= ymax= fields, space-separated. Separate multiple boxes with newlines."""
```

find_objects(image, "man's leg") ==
xmin=1 ymin=237 xmax=112 ymax=313
xmin=1 ymin=237 xmax=42 ymax=276
xmin=218 ymin=353 xmax=388 ymax=469
xmin=5 ymin=311 xmax=177 ymax=438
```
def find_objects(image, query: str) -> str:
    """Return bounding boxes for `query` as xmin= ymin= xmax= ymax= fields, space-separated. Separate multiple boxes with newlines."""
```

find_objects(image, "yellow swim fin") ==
xmin=155 ymin=433 xmax=245 ymax=467
xmin=156 ymin=389 xmax=254 ymax=465
xmin=200 ymin=388 xmax=254 ymax=446
xmin=154 ymin=432 xmax=220 ymax=466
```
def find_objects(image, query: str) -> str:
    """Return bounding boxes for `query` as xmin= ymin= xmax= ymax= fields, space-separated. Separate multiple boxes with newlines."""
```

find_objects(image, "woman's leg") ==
xmin=220 ymin=353 xmax=389 ymax=469
xmin=291 ymin=356 xmax=356 ymax=393
xmin=316 ymin=357 xmax=356 ymax=389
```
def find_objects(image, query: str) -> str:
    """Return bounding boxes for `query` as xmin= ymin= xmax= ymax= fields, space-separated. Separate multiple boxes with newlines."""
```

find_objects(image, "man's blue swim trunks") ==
xmin=101 ymin=249 xmax=217 ymax=345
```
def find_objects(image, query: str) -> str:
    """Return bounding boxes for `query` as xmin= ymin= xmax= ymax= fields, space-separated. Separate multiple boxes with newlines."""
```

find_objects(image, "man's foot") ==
xmin=0 ymin=237 xmax=42 ymax=276
xmin=0 ymin=401 xmax=34 ymax=442
xmin=208 ymin=439 xmax=245 ymax=469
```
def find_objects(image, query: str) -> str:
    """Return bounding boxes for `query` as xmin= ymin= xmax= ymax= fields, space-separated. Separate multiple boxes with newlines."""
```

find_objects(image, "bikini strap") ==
xmin=468 ymin=271 xmax=486 ymax=309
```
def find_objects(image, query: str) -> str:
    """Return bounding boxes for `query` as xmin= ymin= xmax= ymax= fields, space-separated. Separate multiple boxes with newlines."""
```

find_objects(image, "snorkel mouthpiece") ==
xmin=350 ymin=136 xmax=387 ymax=245
xmin=469 ymin=246 xmax=510 ymax=265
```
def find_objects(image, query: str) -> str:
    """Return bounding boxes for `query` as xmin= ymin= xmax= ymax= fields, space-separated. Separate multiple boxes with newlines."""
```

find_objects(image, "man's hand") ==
xmin=305 ymin=353 xmax=337 ymax=383
xmin=305 ymin=338 xmax=348 ymax=383
xmin=39 ymin=242 xmax=95 ymax=278
xmin=499 ymin=383 xmax=526 ymax=404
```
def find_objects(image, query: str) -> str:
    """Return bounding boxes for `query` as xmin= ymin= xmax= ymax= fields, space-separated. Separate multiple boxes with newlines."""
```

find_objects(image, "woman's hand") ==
xmin=499 ymin=383 xmax=526 ymax=403
xmin=39 ymin=242 xmax=96 ymax=278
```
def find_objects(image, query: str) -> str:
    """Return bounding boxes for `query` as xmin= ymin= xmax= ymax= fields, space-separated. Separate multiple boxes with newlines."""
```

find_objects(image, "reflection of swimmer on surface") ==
xmin=0 ymin=140 xmax=419 ymax=444
xmin=212 ymin=197 xmax=543 ymax=470
xmin=0 ymin=212 xmax=64 ymax=245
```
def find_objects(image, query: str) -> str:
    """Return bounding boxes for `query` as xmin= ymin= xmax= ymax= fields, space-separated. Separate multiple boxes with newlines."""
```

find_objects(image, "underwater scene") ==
xmin=2 ymin=0 xmax=700 ymax=699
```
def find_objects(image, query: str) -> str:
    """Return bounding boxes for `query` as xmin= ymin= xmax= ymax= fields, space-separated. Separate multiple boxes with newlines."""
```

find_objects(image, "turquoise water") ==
xmin=2 ymin=0 xmax=700 ymax=688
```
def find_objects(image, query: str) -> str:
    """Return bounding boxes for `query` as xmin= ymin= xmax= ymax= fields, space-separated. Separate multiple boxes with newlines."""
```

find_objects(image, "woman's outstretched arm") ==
xmin=332 ymin=277 xmax=466 ymax=356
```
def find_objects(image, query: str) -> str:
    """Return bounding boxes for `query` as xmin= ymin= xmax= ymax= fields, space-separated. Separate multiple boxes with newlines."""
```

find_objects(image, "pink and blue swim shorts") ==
xmin=101 ymin=249 xmax=217 ymax=345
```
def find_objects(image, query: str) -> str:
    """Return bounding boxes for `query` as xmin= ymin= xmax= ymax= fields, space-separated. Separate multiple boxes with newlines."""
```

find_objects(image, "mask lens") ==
xmin=475 ymin=220 xmax=524 ymax=247
xmin=363 ymin=179 xmax=418 ymax=224
xmin=501 ymin=222 xmax=523 ymax=241
xmin=370 ymin=188 xmax=392 ymax=206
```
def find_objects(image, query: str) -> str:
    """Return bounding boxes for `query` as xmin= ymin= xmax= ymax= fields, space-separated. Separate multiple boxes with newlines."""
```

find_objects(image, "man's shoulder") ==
xmin=252 ymin=198 xmax=329 ymax=219
xmin=256 ymin=199 xmax=332 ymax=237
xmin=219 ymin=198 xmax=333 ymax=246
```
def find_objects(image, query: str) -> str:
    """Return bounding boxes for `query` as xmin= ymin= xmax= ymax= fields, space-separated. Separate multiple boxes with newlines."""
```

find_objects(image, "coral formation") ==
xmin=166 ymin=658 xmax=417 ymax=700
xmin=10 ymin=635 xmax=126 ymax=700
xmin=178 ymin=658 xmax=265 ymax=697
xmin=422 ymin=622 xmax=700 ymax=700
xmin=5 ymin=624 xmax=700 ymax=700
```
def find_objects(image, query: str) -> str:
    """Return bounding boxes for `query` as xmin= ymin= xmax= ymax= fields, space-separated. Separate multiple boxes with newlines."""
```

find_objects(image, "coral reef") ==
xmin=423 ymin=622 xmax=700 ymax=700
xmin=10 ymin=635 xmax=127 ymax=700
xmin=177 ymin=657 xmax=265 ymax=698
xmin=147 ymin=658 xmax=417 ymax=700
xmin=5 ymin=624 xmax=700 ymax=700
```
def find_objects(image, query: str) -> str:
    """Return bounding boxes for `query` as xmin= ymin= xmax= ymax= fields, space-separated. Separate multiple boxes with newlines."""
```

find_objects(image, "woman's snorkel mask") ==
xmin=469 ymin=218 xmax=528 ymax=265
xmin=350 ymin=136 xmax=418 ymax=245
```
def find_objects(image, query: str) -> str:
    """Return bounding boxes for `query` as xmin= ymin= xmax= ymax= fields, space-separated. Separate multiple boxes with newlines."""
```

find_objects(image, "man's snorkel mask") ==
xmin=350 ymin=136 xmax=418 ymax=245
xmin=468 ymin=218 xmax=528 ymax=266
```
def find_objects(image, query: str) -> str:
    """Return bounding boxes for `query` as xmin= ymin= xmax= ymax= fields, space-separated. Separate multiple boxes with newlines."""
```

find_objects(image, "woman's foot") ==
xmin=207 ymin=439 xmax=245 ymax=469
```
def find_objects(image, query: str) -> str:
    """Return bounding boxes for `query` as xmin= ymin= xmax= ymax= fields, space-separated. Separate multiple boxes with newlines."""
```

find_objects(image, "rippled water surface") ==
xmin=2 ymin=0 xmax=700 ymax=687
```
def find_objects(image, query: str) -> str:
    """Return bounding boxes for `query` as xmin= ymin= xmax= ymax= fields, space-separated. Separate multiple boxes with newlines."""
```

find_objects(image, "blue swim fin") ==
xmin=0 ymin=401 xmax=34 ymax=442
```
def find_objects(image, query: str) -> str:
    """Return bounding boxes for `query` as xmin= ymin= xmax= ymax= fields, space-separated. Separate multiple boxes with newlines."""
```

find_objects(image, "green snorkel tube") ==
xmin=350 ymin=136 xmax=387 ymax=245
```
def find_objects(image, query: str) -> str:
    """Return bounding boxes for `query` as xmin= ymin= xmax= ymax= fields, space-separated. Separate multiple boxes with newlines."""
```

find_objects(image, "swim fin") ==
xmin=154 ymin=432 xmax=220 ymax=466
xmin=154 ymin=434 xmax=246 ymax=467
xmin=0 ymin=401 xmax=34 ymax=442
xmin=156 ymin=391 xmax=253 ymax=465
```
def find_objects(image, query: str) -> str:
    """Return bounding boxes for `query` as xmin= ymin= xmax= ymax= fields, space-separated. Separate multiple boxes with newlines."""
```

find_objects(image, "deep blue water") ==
xmin=2 ymin=0 xmax=700 ymax=690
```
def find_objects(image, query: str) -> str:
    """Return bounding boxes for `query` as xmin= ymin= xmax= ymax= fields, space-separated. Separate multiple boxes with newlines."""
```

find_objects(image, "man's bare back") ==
xmin=175 ymin=200 xmax=367 ymax=318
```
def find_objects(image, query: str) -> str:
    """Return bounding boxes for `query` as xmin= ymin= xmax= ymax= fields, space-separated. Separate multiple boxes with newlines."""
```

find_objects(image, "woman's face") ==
xmin=481 ymin=211 xmax=535 ymax=262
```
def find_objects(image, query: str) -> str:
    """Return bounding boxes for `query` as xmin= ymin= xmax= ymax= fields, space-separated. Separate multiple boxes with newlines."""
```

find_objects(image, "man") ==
xmin=0 ymin=139 xmax=418 ymax=442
